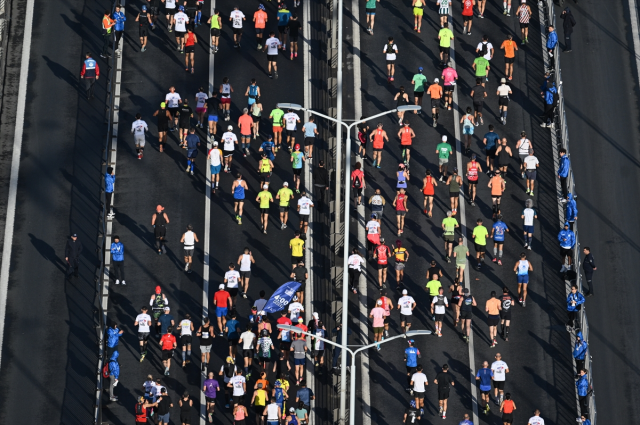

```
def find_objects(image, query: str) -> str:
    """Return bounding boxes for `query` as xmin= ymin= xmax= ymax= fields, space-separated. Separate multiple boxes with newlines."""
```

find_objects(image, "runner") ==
xmin=134 ymin=306 xmax=152 ymax=362
xmin=165 ymin=0 xmax=177 ymax=31
xmin=441 ymin=211 xmax=459 ymax=261
xmin=291 ymin=144 xmax=305 ymax=192
xmin=288 ymin=296 xmax=304 ymax=323
xmin=269 ymin=105 xmax=285 ymax=149
xmin=521 ymin=199 xmax=537 ymax=249
xmin=410 ymin=365 xmax=428 ymax=415
xmin=160 ymin=325 xmax=177 ymax=376
xmin=257 ymin=329 xmax=276 ymax=371
xmin=312 ymin=321 xmax=326 ymax=369
xmin=500 ymin=35 xmax=518 ymax=81
xmin=403 ymin=339 xmax=421 ymax=391
xmin=477 ymin=0 xmax=487 ymax=17
xmin=264 ymin=398 xmax=282 ymax=425
xmin=441 ymin=62 xmax=458 ymax=110
xmin=178 ymin=314 xmax=195 ymax=367
xmin=230 ymin=6 xmax=246 ymax=48
xmin=235 ymin=248 xmax=255 ymax=298
xmin=197 ymin=318 xmax=215 ymax=372
xmin=290 ymin=332 xmax=308 ymax=384
xmin=392 ymin=239 xmax=409 ymax=287
xmin=446 ymin=167 xmax=462 ymax=216
xmin=515 ymin=131 xmax=532 ymax=176
xmin=434 ymin=364 xmax=455 ymax=419
xmin=208 ymin=141 xmax=223 ymax=192
xmin=370 ymin=299 xmax=386 ymax=350
xmin=383 ymin=36 xmax=399 ymax=82
xmin=498 ymin=287 xmax=512 ymax=341
xmin=516 ymin=0 xmax=532 ymax=44
xmin=366 ymin=214 xmax=381 ymax=258
xmin=179 ymin=225 xmax=199 ymax=272
xmin=437 ymin=0 xmax=451 ymax=28
xmin=472 ymin=218 xmax=488 ymax=269
xmin=403 ymin=400 xmax=421 ymax=424
xmin=357 ymin=119 xmax=369 ymax=158
xmin=131 ymin=113 xmax=149 ymax=160
xmin=473 ymin=52 xmax=490 ymax=86
xmin=150 ymin=286 xmax=169 ymax=335
xmin=489 ymin=169 xmax=505 ymax=217
xmin=283 ymin=109 xmax=301 ymax=151
xmin=174 ymin=6 xmax=189 ymax=53
xmin=514 ymin=252 xmax=533 ymax=307
xmin=276 ymin=182 xmax=294 ymax=229
xmin=219 ymin=77 xmax=234 ymax=121
xmin=426 ymin=274 xmax=442 ymax=308
xmin=491 ymin=215 xmax=509 ymax=265
xmin=227 ymin=369 xmax=247 ymax=407
xmin=476 ymin=361 xmax=492 ymax=413
xmin=398 ymin=289 xmax=416 ymax=332
xmin=373 ymin=238 xmax=392 ymax=290
xmin=461 ymin=0 xmax=475 ymax=35
xmin=238 ymin=108 xmax=253 ymax=156
xmin=277 ymin=3 xmax=292 ymax=50
xmin=431 ymin=287 xmax=448 ymax=337
xmin=365 ymin=0 xmax=380 ymax=34
xmin=257 ymin=184 xmax=274 ymax=233
xmin=290 ymin=232 xmax=305 ymax=269
xmin=153 ymin=103 xmax=171 ymax=152
xmin=214 ymin=284 xmax=232 ymax=336
xmin=184 ymin=27 xmax=197 ymax=73
xmin=377 ymin=290 xmax=394 ymax=338
xmin=222 ymin=125 xmax=238 ymax=172
xmin=224 ymin=263 xmax=241 ymax=306
xmin=288 ymin=14 xmax=302 ymax=60
xmin=499 ymin=393 xmax=516 ymax=424
xmin=185 ymin=127 xmax=200 ymax=175
xmin=483 ymin=125 xmax=499 ymax=174
xmin=465 ymin=154 xmax=481 ymax=206
xmin=422 ymin=170 xmax=437 ymax=216
xmin=491 ymin=353 xmax=509 ymax=404
xmin=136 ymin=6 xmax=151 ymax=52
xmin=370 ymin=122 xmax=389 ymax=168
xmin=495 ymin=138 xmax=513 ymax=176
xmin=151 ymin=205 xmax=170 ymax=255
xmin=347 ymin=248 xmax=365 ymax=294
xmin=302 ymin=116 xmax=318 ymax=159
xmin=251 ymin=97 xmax=263 ymax=140
xmin=394 ymin=88 xmax=410 ymax=126
xmin=458 ymin=288 xmax=476 ymax=342
xmin=297 ymin=191 xmax=313 ymax=234
xmin=207 ymin=9 xmax=222 ymax=53
xmin=453 ymin=237 xmax=468 ymax=284
xmin=194 ymin=88 xmax=208 ymax=128
xmin=411 ymin=0 xmax=425 ymax=32
xmin=427 ymin=78 xmax=443 ymax=127
xmin=253 ymin=5 xmax=268 ymax=50
xmin=459 ymin=108 xmax=475 ymax=154
xmin=177 ymin=99 xmax=193 ymax=147
xmin=497 ymin=78 xmax=512 ymax=124
xmin=485 ymin=291 xmax=501 ymax=347
xmin=470 ymin=78 xmax=487 ymax=125
xmin=476 ymin=35 xmax=494 ymax=64
xmin=436 ymin=135 xmax=451 ymax=182
xmin=207 ymin=92 xmax=221 ymax=138
xmin=203 ymin=372 xmax=220 ymax=423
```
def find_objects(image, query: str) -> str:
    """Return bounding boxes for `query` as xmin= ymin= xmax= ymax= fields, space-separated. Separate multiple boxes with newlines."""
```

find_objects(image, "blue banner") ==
xmin=263 ymin=281 xmax=301 ymax=313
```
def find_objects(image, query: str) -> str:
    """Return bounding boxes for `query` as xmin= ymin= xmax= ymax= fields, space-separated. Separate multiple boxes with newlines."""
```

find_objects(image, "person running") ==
xmin=498 ymin=287 xmax=512 ymax=341
xmin=277 ymin=3 xmax=292 ymax=49
xmin=230 ymin=6 xmax=246 ymax=48
xmin=459 ymin=288 xmax=476 ymax=342
xmin=491 ymin=215 xmax=509 ymax=265
xmin=366 ymin=214 xmax=381 ymax=259
xmin=264 ymin=397 xmax=282 ymax=425
xmin=208 ymin=141 xmax=223 ymax=193
xmin=238 ymin=108 xmax=253 ymax=156
xmin=174 ymin=6 xmax=189 ymax=53
xmin=251 ymin=97 xmax=263 ymax=140
xmin=453 ymin=237 xmax=468 ymax=284
xmin=185 ymin=127 xmax=200 ymax=175
xmin=515 ymin=131 xmax=532 ymax=176
xmin=483 ymin=126 xmax=499 ymax=174
xmin=437 ymin=0 xmax=450 ymax=27
xmin=153 ymin=102 xmax=171 ymax=153
xmin=203 ymin=372 xmax=220 ymax=423
xmin=438 ymin=23 xmax=454 ymax=65
xmin=521 ymin=199 xmax=537 ymax=249
xmin=476 ymin=361 xmax=492 ymax=414
xmin=383 ymin=36 xmax=399 ymax=82
xmin=377 ymin=290 xmax=394 ymax=338
xmin=289 ymin=231 xmax=305 ymax=269
xmin=403 ymin=400 xmax=421 ymax=424
xmin=214 ymin=284 xmax=232 ymax=336
xmin=232 ymin=174 xmax=249 ymax=224
xmin=347 ymin=248 xmax=365 ymax=294
xmin=269 ymin=106 xmax=285 ymax=150
xmin=434 ymin=364 xmax=455 ymax=419
xmin=150 ymin=286 xmax=169 ymax=334
xmin=258 ymin=152 xmax=274 ymax=187
xmin=194 ymin=88 xmax=208 ymax=128
xmin=219 ymin=77 xmax=234 ymax=122
xmin=441 ymin=63 xmax=458 ymax=110
xmin=253 ymin=5 xmax=268 ymax=49
xmin=136 ymin=6 xmax=152 ymax=52
xmin=178 ymin=314 xmax=195 ymax=368
xmin=177 ymin=100 xmax=194 ymax=147
xmin=427 ymin=78 xmax=443 ymax=127
xmin=496 ymin=78 xmax=512 ymax=125
xmin=276 ymin=182 xmax=295 ymax=229
xmin=394 ymin=87 xmax=410 ymax=126
xmin=436 ymin=135 xmax=451 ymax=182
xmin=491 ymin=353 xmax=509 ymax=404
xmin=470 ymin=78 xmax=487 ymax=125
xmin=288 ymin=14 xmax=302 ymax=60
xmin=488 ymin=170 xmax=505 ymax=218
xmin=152 ymin=205 xmax=170 ymax=255
xmin=441 ymin=211 xmax=459 ymax=261
xmin=245 ymin=79 xmax=261 ymax=110
xmin=446 ymin=167 xmax=462 ymax=216
xmin=392 ymin=239 xmax=409 ymax=287
xmin=207 ymin=92 xmax=221 ymax=138
xmin=160 ymin=325 xmax=177 ymax=376
xmin=369 ymin=188 xmax=385 ymax=220
xmin=257 ymin=184 xmax=274 ymax=233
xmin=404 ymin=340 xmax=421 ymax=391
xmin=461 ymin=0 xmax=475 ymax=35
xmin=431 ymin=287 xmax=448 ymax=337
xmin=228 ymin=369 xmax=247 ymax=407
xmin=370 ymin=122 xmax=388 ymax=168
xmin=291 ymin=145 xmax=305 ymax=192
xmin=131 ymin=113 xmax=148 ymax=160
xmin=472 ymin=218 xmax=488 ymax=269
xmin=398 ymin=289 xmax=416 ymax=332
xmin=499 ymin=393 xmax=516 ymax=424
xmin=374 ymin=238 xmax=392 ymax=290
xmin=465 ymin=154 xmax=481 ymax=206
xmin=236 ymin=248 xmax=255 ymax=298
xmin=283 ymin=109 xmax=301 ymax=151
xmin=393 ymin=188 xmax=408 ymax=236
xmin=297 ymin=191 xmax=313 ymax=234
xmin=473 ymin=51 xmax=490 ymax=87
xmin=365 ymin=0 xmax=380 ymax=34
xmin=516 ymin=0 xmax=532 ymax=44
xmin=426 ymin=274 xmax=442 ymax=311
xmin=179 ymin=225 xmax=199 ymax=272
xmin=422 ymin=170 xmax=437 ymax=217
xmin=410 ymin=365 xmax=428 ymax=415
xmin=290 ymin=333 xmax=308 ymax=385
xmin=412 ymin=0 xmax=425 ymax=32
xmin=302 ymin=116 xmax=318 ymax=159
xmin=411 ymin=67 xmax=428 ymax=112
xmin=207 ymin=9 xmax=222 ymax=53
xmin=184 ymin=27 xmax=197 ymax=73
xmin=197 ymin=318 xmax=215 ymax=372
xmin=134 ymin=306 xmax=152 ymax=362
xmin=165 ymin=0 xmax=177 ymax=31
xmin=370 ymin=299 xmax=386 ymax=350
xmin=514 ymin=252 xmax=533 ymax=307
xmin=224 ymin=263 xmax=241 ymax=305
xmin=477 ymin=0 xmax=487 ymax=17
xmin=222 ymin=125 xmax=238 ymax=172
xmin=460 ymin=107 xmax=475 ymax=153
xmin=485 ymin=291 xmax=501 ymax=347
xmin=495 ymin=138 xmax=512 ymax=176
xmin=500 ymin=35 xmax=518 ymax=81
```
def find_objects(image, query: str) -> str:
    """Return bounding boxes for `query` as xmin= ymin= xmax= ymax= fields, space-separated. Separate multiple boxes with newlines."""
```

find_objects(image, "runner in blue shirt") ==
xmin=458 ymin=413 xmax=473 ymax=425
xmin=475 ymin=361 xmax=493 ymax=414
xmin=291 ymin=144 xmax=305 ymax=193
xmin=259 ymin=136 xmax=276 ymax=161
xmin=403 ymin=340 xmax=421 ymax=391
xmin=490 ymin=214 xmax=509 ymax=265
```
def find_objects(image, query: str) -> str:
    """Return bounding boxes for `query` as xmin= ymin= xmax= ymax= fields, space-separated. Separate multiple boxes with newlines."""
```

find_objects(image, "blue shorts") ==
xmin=268 ymin=421 xmax=279 ymax=425
xmin=463 ymin=126 xmax=474 ymax=135
xmin=188 ymin=148 xmax=198 ymax=158
xmin=523 ymin=225 xmax=534 ymax=234
xmin=480 ymin=385 xmax=491 ymax=392
xmin=157 ymin=413 xmax=170 ymax=423
xmin=208 ymin=115 xmax=219 ymax=122
xmin=294 ymin=358 xmax=305 ymax=366
xmin=210 ymin=164 xmax=221 ymax=175
xmin=216 ymin=307 xmax=228 ymax=318
xmin=517 ymin=274 xmax=529 ymax=284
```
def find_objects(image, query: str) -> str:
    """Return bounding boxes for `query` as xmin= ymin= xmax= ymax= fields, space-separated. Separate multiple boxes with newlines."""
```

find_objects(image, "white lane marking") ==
xmin=627 ymin=0 xmax=640 ymax=79
xmin=449 ymin=14 xmax=479 ymax=425
xmin=0 ymin=0 xmax=35 ymax=371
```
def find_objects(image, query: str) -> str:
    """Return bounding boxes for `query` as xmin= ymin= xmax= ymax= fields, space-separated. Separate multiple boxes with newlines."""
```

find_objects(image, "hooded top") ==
xmin=576 ymin=373 xmax=589 ymax=396
xmin=561 ymin=7 xmax=576 ymax=33
xmin=544 ymin=82 xmax=557 ymax=105
xmin=108 ymin=351 xmax=120 ymax=379
xmin=567 ymin=291 xmax=585 ymax=312
xmin=107 ymin=327 xmax=122 ymax=348
xmin=566 ymin=193 xmax=578 ymax=222
xmin=573 ymin=331 xmax=588 ymax=360
xmin=558 ymin=154 xmax=570 ymax=178
xmin=105 ymin=173 xmax=116 ymax=193
xmin=546 ymin=28 xmax=558 ymax=49
xmin=558 ymin=224 xmax=576 ymax=248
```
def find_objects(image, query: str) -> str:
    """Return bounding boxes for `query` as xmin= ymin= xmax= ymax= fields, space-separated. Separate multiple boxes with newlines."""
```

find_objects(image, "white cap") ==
xmin=442 ymin=135 xmax=448 ymax=141
xmin=313 ymin=312 xmax=319 ymax=320
xmin=376 ymin=299 xmax=382 ymax=306
xmin=219 ymin=284 xmax=225 ymax=289
xmin=213 ymin=141 xmax=218 ymax=146
xmin=283 ymin=181 xmax=289 ymax=186
xmin=227 ymin=125 xmax=233 ymax=131
xmin=434 ymin=78 xmax=440 ymax=83
xmin=402 ymin=289 xmax=408 ymax=295
xmin=293 ymin=295 xmax=298 ymax=301
xmin=263 ymin=184 xmax=268 ymax=190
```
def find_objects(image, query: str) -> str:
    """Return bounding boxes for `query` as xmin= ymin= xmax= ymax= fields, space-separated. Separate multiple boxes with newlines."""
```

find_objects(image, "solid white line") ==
xmin=0 ymin=0 xmax=35 ymax=371
xmin=449 ymin=18 xmax=479 ymax=425
xmin=628 ymin=0 xmax=640 ymax=78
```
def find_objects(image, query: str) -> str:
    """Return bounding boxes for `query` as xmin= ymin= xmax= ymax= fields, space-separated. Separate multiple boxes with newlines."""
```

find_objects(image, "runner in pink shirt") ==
xmin=370 ymin=300 xmax=386 ymax=350
xmin=441 ymin=63 xmax=458 ymax=110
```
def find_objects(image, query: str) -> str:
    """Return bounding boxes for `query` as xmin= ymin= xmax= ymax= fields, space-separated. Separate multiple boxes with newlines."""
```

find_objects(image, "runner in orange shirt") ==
xmin=500 ymin=34 xmax=518 ymax=80
xmin=238 ymin=108 xmax=254 ymax=157
xmin=253 ymin=5 xmax=268 ymax=49
xmin=369 ymin=123 xmax=388 ymax=168
xmin=488 ymin=169 xmax=506 ymax=218
xmin=427 ymin=79 xmax=443 ymax=127
xmin=397 ymin=121 xmax=415 ymax=164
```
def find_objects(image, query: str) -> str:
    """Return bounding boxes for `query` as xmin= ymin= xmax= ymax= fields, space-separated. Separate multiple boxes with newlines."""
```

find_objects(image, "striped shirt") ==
xmin=438 ymin=0 xmax=450 ymax=14
xmin=518 ymin=4 xmax=530 ymax=23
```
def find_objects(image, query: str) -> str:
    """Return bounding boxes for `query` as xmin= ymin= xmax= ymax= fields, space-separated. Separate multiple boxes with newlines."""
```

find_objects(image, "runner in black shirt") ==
xmin=433 ymin=364 xmax=455 ymax=419
xmin=403 ymin=400 xmax=421 ymax=424
xmin=357 ymin=119 xmax=369 ymax=158
xmin=207 ymin=93 xmax=221 ymax=139
xmin=427 ymin=260 xmax=443 ymax=280
xmin=498 ymin=286 xmax=512 ymax=341
xmin=287 ymin=14 xmax=302 ymax=60
xmin=177 ymin=100 xmax=194 ymax=147
xmin=470 ymin=78 xmax=487 ymax=126
xmin=153 ymin=102 xmax=172 ymax=152
xmin=156 ymin=388 xmax=174 ymax=424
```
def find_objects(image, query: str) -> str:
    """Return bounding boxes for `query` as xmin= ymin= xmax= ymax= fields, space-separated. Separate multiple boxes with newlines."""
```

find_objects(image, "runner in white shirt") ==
xmin=208 ymin=141 xmax=223 ymax=190
xmin=347 ymin=248 xmax=364 ymax=294
xmin=228 ymin=371 xmax=247 ymax=403
xmin=366 ymin=217 xmax=381 ymax=258
xmin=410 ymin=366 xmax=428 ymax=414
xmin=515 ymin=131 xmax=533 ymax=176
xmin=229 ymin=7 xmax=246 ymax=47
xmin=283 ymin=109 xmax=301 ymax=149
xmin=263 ymin=32 xmax=282 ymax=79
xmin=521 ymin=199 xmax=538 ymax=250
xmin=165 ymin=0 xmax=177 ymax=30
xmin=131 ymin=113 xmax=149 ymax=159
xmin=383 ymin=36 xmax=398 ymax=81
xmin=297 ymin=192 xmax=314 ymax=234
xmin=523 ymin=150 xmax=539 ymax=195
xmin=288 ymin=296 xmax=304 ymax=321
xmin=134 ymin=306 xmax=153 ymax=361
xmin=430 ymin=287 xmax=448 ymax=337
xmin=528 ymin=410 xmax=544 ymax=425
xmin=174 ymin=7 xmax=189 ymax=51
xmin=224 ymin=263 xmax=241 ymax=303
xmin=143 ymin=376 xmax=157 ymax=400
xmin=237 ymin=247 xmax=255 ymax=298
xmin=221 ymin=126 xmax=238 ymax=172
xmin=239 ymin=325 xmax=257 ymax=376
xmin=397 ymin=289 xmax=416 ymax=332
xmin=178 ymin=313 xmax=195 ymax=367
xmin=496 ymin=79 xmax=512 ymax=125
xmin=476 ymin=36 xmax=494 ymax=60
xmin=180 ymin=224 xmax=199 ymax=273
xmin=165 ymin=87 xmax=182 ymax=130
xmin=490 ymin=353 xmax=509 ymax=404
xmin=195 ymin=88 xmax=208 ymax=128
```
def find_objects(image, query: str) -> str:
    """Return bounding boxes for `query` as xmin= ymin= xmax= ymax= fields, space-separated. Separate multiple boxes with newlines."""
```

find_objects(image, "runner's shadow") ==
xmin=28 ymin=233 xmax=67 ymax=272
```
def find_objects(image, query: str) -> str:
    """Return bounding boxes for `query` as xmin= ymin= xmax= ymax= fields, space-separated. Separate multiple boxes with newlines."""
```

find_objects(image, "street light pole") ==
xmin=276 ymin=103 xmax=421 ymax=425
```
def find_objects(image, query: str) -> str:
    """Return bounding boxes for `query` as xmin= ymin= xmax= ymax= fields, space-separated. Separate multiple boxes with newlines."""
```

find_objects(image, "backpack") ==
xmin=386 ymin=42 xmax=395 ymax=55
xmin=480 ymin=42 xmax=488 ymax=57
xmin=135 ymin=403 xmax=144 ymax=416
xmin=353 ymin=173 xmax=362 ymax=188
xmin=102 ymin=362 xmax=110 ymax=378
xmin=224 ymin=363 xmax=235 ymax=378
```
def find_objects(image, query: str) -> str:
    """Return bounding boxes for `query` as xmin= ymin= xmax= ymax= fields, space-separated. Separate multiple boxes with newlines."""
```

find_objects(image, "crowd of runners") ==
xmin=97 ymin=0 xmax=594 ymax=424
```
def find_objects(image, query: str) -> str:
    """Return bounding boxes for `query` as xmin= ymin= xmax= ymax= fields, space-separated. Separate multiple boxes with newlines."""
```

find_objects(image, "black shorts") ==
xmin=139 ymin=27 xmax=148 ymax=37
xmin=414 ymin=390 xmax=425 ymax=399
xmin=290 ymin=34 xmax=299 ymax=42
xmin=184 ymin=247 xmax=194 ymax=257
xmin=377 ymin=263 xmax=387 ymax=270
xmin=278 ymin=26 xmax=289 ymax=34
xmin=460 ymin=310 xmax=473 ymax=320
xmin=406 ymin=366 xmax=417 ymax=375
xmin=487 ymin=148 xmax=497 ymax=158
xmin=175 ymin=30 xmax=186 ymax=39
xmin=431 ymin=98 xmax=440 ymax=109
xmin=162 ymin=349 xmax=174 ymax=360
xmin=232 ymin=395 xmax=244 ymax=404
xmin=181 ymin=335 xmax=193 ymax=345
xmin=499 ymin=96 xmax=509 ymax=106
xmin=205 ymin=396 xmax=216 ymax=404
xmin=285 ymin=129 xmax=296 ymax=137
xmin=243 ymin=349 xmax=254 ymax=358
xmin=438 ymin=388 xmax=450 ymax=400
xmin=304 ymin=137 xmax=314 ymax=146
xmin=500 ymin=309 xmax=511 ymax=320
xmin=444 ymin=85 xmax=455 ymax=92
xmin=291 ymin=255 xmax=303 ymax=265
xmin=474 ymin=243 xmax=485 ymax=253
xmin=151 ymin=6 xmax=160 ymax=15
xmin=261 ymin=208 xmax=270 ymax=214
xmin=493 ymin=380 xmax=505 ymax=390
xmin=185 ymin=45 xmax=195 ymax=53
xmin=366 ymin=7 xmax=376 ymax=13
xmin=463 ymin=14 xmax=473 ymax=22
xmin=439 ymin=46 xmax=450 ymax=55
xmin=229 ymin=338 xmax=239 ymax=347
xmin=468 ymin=179 xmax=478 ymax=185
xmin=502 ymin=412 xmax=514 ymax=423
xmin=526 ymin=170 xmax=537 ymax=180
xmin=520 ymin=22 xmax=529 ymax=29
xmin=169 ymin=107 xmax=179 ymax=117
xmin=211 ymin=28 xmax=221 ymax=36
xmin=138 ymin=332 xmax=150 ymax=341
xmin=240 ymin=270 xmax=251 ymax=279
xmin=353 ymin=187 xmax=362 ymax=197
xmin=487 ymin=315 xmax=500 ymax=327
xmin=166 ymin=7 xmax=176 ymax=15
xmin=300 ymin=214 xmax=309 ymax=223
xmin=228 ymin=287 xmax=239 ymax=298
xmin=293 ymin=168 xmax=302 ymax=176
xmin=505 ymin=57 xmax=515 ymax=64
xmin=373 ymin=147 xmax=383 ymax=152
xmin=233 ymin=27 xmax=243 ymax=35
xmin=401 ymin=313 xmax=412 ymax=324
xmin=560 ymin=247 xmax=573 ymax=258
xmin=280 ymin=341 xmax=291 ymax=351
xmin=435 ymin=313 xmax=445 ymax=322
xmin=267 ymin=54 xmax=278 ymax=62
xmin=473 ymin=101 xmax=484 ymax=112
xmin=180 ymin=120 xmax=191 ymax=129
xmin=412 ymin=91 xmax=424 ymax=98
xmin=256 ymin=28 xmax=264 ymax=35
xmin=181 ymin=412 xmax=191 ymax=424
xmin=279 ymin=205 xmax=289 ymax=213
xmin=386 ymin=59 xmax=396 ymax=65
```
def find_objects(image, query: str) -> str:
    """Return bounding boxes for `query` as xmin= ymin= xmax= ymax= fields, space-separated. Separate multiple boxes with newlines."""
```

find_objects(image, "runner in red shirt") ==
xmin=294 ymin=317 xmax=308 ymax=338
xmin=466 ymin=153 xmax=482 ymax=206
xmin=214 ymin=284 xmax=232 ymax=336
xmin=253 ymin=5 xmax=268 ymax=49
xmin=160 ymin=326 xmax=177 ymax=376
xmin=462 ymin=0 xmax=475 ymax=35
xmin=397 ymin=122 xmax=415 ymax=164
xmin=422 ymin=169 xmax=437 ymax=217
xmin=277 ymin=312 xmax=293 ymax=362
xmin=393 ymin=188 xmax=408 ymax=236
xmin=184 ymin=27 xmax=197 ymax=73
xmin=351 ymin=162 xmax=366 ymax=206
xmin=373 ymin=238 xmax=392 ymax=291
xmin=369 ymin=123 xmax=388 ymax=169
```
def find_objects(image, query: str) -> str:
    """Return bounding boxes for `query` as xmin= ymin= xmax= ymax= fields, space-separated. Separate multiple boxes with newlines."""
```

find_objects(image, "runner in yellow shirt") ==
xmin=256 ymin=185 xmax=273 ymax=234
xmin=289 ymin=232 xmax=305 ymax=269
xmin=276 ymin=182 xmax=294 ymax=230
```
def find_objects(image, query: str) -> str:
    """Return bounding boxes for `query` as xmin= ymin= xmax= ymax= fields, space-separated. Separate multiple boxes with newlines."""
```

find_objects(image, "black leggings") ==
xmin=348 ymin=268 xmax=360 ymax=288
xmin=112 ymin=260 xmax=124 ymax=281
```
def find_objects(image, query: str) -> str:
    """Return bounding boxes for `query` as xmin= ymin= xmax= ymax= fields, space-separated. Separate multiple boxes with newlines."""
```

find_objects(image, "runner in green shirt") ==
xmin=437 ymin=23 xmax=454 ymax=64
xmin=436 ymin=136 xmax=451 ymax=181
xmin=426 ymin=274 xmax=442 ymax=297
xmin=441 ymin=211 xmax=459 ymax=261
xmin=472 ymin=218 xmax=488 ymax=269
xmin=411 ymin=67 xmax=428 ymax=111
xmin=276 ymin=182 xmax=294 ymax=229
xmin=365 ymin=0 xmax=380 ymax=34
xmin=472 ymin=52 xmax=490 ymax=84
xmin=269 ymin=107 xmax=285 ymax=151
xmin=256 ymin=185 xmax=274 ymax=234
xmin=452 ymin=237 xmax=469 ymax=283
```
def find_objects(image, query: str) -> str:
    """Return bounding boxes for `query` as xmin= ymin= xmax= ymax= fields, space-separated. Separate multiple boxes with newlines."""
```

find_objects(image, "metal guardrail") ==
xmin=542 ymin=1 xmax=596 ymax=423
